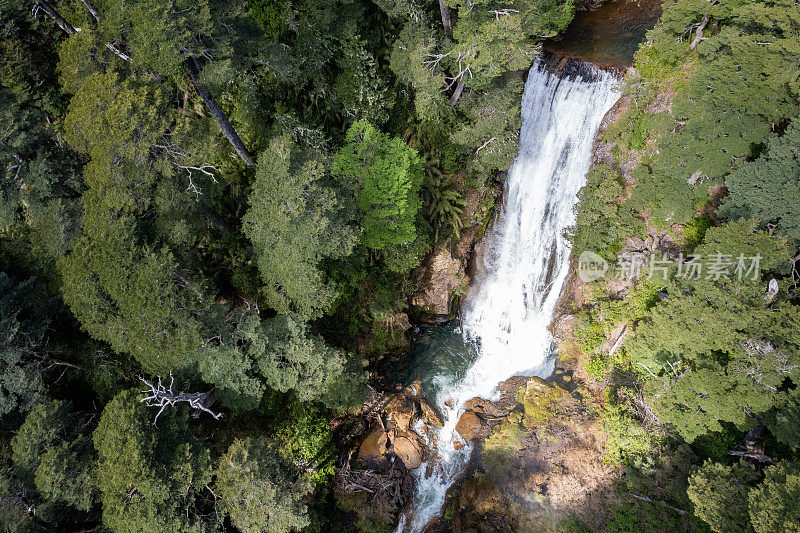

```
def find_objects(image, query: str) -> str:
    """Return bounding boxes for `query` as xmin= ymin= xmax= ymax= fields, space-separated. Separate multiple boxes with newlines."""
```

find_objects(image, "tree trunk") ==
xmin=449 ymin=80 xmax=465 ymax=105
xmin=184 ymin=57 xmax=256 ymax=169
xmin=36 ymin=0 xmax=77 ymax=35
xmin=438 ymin=0 xmax=452 ymax=30
xmin=36 ymin=0 xmax=130 ymax=60
xmin=79 ymin=0 xmax=100 ymax=21
xmin=39 ymin=0 xmax=256 ymax=169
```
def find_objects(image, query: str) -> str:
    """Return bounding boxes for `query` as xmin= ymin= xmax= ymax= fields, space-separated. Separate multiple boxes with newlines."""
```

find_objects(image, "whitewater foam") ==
xmin=398 ymin=59 xmax=620 ymax=532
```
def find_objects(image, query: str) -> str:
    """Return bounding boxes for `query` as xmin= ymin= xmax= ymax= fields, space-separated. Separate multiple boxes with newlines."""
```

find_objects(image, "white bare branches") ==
xmin=475 ymin=137 xmax=496 ymax=154
xmin=154 ymin=142 xmax=219 ymax=197
xmin=178 ymin=164 xmax=220 ymax=197
xmin=423 ymin=51 xmax=451 ymax=73
xmin=139 ymin=372 xmax=222 ymax=426
xmin=444 ymin=50 xmax=473 ymax=92
xmin=488 ymin=8 xmax=519 ymax=19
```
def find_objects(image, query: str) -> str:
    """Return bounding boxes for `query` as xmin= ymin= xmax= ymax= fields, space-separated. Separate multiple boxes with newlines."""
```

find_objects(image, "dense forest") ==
xmin=1 ymin=0 xmax=799 ymax=532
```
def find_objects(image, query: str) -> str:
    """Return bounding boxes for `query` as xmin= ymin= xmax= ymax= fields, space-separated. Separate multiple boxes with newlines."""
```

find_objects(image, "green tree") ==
xmin=0 ymin=273 xmax=48 ymax=418
xmin=197 ymin=311 xmax=267 ymax=413
xmin=11 ymin=401 xmax=68 ymax=484
xmin=687 ymin=460 xmax=758 ymax=533
xmin=62 ymin=70 xmax=166 ymax=165
xmin=720 ymin=121 xmax=800 ymax=241
xmin=765 ymin=389 xmax=800 ymax=452
xmin=199 ymin=311 xmax=368 ymax=412
xmin=443 ymin=0 xmax=574 ymax=100
xmin=748 ymin=462 xmax=800 ymax=533
xmin=628 ymin=223 xmax=799 ymax=441
xmin=629 ymin=0 xmax=800 ymax=224
xmin=450 ymin=74 xmax=524 ymax=177
xmin=34 ymin=441 xmax=95 ymax=512
xmin=243 ymin=135 xmax=356 ymax=320
xmin=93 ymin=389 xmax=212 ymax=532
xmin=568 ymin=164 xmax=643 ymax=260
xmin=215 ymin=438 xmax=312 ymax=533
xmin=333 ymin=120 xmax=424 ymax=249
xmin=333 ymin=28 xmax=395 ymax=126
xmin=60 ymin=210 xmax=205 ymax=373
xmin=11 ymin=400 xmax=96 ymax=511
xmin=259 ymin=315 xmax=368 ymax=410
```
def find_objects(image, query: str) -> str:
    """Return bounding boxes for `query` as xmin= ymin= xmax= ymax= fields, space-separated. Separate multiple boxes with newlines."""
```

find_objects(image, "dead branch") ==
xmin=139 ymin=372 xmax=222 ymax=426
xmin=627 ymin=493 xmax=687 ymax=515
xmin=423 ymin=51 xmax=450 ymax=73
xmin=335 ymin=452 xmax=404 ymax=508
xmin=728 ymin=451 xmax=774 ymax=463
xmin=689 ymin=13 xmax=710 ymax=50
xmin=475 ymin=137 xmax=496 ymax=154
xmin=488 ymin=9 xmax=519 ymax=19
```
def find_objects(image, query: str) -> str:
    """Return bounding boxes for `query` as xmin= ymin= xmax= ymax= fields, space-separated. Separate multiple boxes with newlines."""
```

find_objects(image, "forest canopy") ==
xmin=3 ymin=0 xmax=800 ymax=531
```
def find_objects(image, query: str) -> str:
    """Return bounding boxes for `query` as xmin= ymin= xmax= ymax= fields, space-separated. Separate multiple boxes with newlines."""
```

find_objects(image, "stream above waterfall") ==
xmin=544 ymin=0 xmax=662 ymax=69
xmin=392 ymin=59 xmax=622 ymax=532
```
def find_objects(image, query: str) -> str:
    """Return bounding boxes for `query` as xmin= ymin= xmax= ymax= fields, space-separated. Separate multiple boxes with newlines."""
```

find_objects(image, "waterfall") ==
xmin=398 ymin=59 xmax=620 ymax=532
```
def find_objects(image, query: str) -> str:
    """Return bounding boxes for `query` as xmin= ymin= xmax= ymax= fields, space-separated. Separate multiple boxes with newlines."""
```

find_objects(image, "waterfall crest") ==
xmin=399 ymin=59 xmax=620 ymax=532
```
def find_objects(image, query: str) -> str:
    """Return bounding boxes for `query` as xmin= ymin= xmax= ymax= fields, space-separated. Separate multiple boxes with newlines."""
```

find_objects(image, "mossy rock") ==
xmin=515 ymin=377 xmax=569 ymax=429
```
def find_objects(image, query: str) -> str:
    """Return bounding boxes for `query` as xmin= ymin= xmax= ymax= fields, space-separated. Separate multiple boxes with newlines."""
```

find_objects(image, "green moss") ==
xmin=682 ymin=214 xmax=712 ymax=251
xmin=574 ymin=311 xmax=605 ymax=354
xmin=585 ymin=354 xmax=610 ymax=381
xmin=515 ymin=378 xmax=569 ymax=429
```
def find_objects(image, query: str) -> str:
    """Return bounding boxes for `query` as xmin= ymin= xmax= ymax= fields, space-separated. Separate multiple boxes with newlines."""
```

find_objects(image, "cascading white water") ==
xmin=398 ymin=59 xmax=620 ymax=532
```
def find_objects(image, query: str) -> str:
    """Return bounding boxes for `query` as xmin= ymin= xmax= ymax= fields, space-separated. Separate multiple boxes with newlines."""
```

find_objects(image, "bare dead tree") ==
xmin=139 ymin=373 xmax=222 ymax=426
xmin=180 ymin=164 xmax=220 ymax=196
xmin=445 ymin=50 xmax=473 ymax=105
xmin=423 ymin=51 xmax=451 ymax=73
xmin=78 ymin=0 xmax=99 ymax=21
xmin=153 ymin=142 xmax=220 ymax=196
xmin=32 ymin=0 xmax=76 ymax=35
xmin=727 ymin=450 xmax=774 ymax=463
xmin=34 ymin=0 xmax=131 ymax=60
xmin=475 ymin=137 xmax=496 ymax=154
xmin=626 ymin=493 xmax=688 ymax=515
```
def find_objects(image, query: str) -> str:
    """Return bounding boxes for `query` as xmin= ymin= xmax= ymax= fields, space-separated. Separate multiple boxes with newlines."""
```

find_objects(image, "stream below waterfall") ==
xmin=393 ymin=59 xmax=621 ymax=533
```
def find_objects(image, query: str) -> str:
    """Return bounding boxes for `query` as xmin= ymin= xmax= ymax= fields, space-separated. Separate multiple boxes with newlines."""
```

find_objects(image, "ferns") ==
xmin=423 ymin=158 xmax=465 ymax=242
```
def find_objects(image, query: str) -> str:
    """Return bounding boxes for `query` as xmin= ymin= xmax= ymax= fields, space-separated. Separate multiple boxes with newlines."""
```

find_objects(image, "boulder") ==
xmin=419 ymin=398 xmax=444 ymax=427
xmin=358 ymin=428 xmax=389 ymax=460
xmin=384 ymin=394 xmax=415 ymax=432
xmin=392 ymin=432 xmax=425 ymax=470
xmin=455 ymin=410 xmax=487 ymax=441
xmin=393 ymin=409 xmax=413 ymax=432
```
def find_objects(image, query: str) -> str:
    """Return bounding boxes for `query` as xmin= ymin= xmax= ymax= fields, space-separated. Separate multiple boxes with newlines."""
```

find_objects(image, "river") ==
xmin=394 ymin=59 xmax=621 ymax=532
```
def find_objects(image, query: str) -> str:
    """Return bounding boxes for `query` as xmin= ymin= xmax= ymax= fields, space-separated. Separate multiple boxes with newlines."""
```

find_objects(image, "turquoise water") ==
xmin=390 ymin=323 xmax=479 ymax=401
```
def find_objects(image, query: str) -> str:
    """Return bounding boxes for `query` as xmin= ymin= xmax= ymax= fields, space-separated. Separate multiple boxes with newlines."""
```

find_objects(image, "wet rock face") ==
xmin=419 ymin=398 xmax=444 ymax=427
xmin=411 ymin=244 xmax=466 ymax=316
xmin=411 ymin=184 xmax=500 ymax=319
